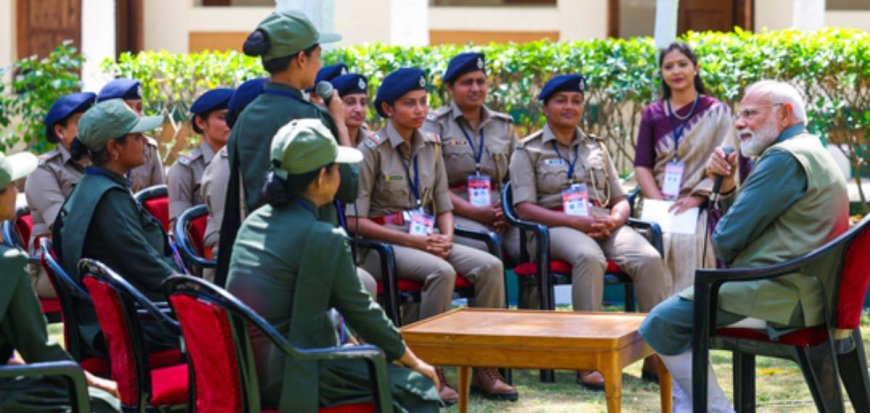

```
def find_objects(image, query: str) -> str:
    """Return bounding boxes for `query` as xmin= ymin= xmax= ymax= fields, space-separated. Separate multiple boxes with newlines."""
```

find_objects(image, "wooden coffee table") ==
xmin=401 ymin=308 xmax=671 ymax=413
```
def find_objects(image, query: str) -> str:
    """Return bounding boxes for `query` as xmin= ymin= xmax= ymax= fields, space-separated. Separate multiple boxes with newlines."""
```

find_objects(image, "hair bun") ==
xmin=243 ymin=30 xmax=270 ymax=57
xmin=69 ymin=136 xmax=90 ymax=161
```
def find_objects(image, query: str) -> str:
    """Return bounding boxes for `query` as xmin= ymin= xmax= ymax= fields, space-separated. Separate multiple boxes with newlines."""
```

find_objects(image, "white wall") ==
xmin=143 ymin=0 xmax=191 ymax=52
xmin=755 ymin=0 xmax=795 ymax=31
xmin=429 ymin=6 xmax=559 ymax=32
xmin=558 ymin=0 xmax=608 ymax=40
xmin=335 ymin=0 xmax=391 ymax=45
xmin=826 ymin=10 xmax=870 ymax=31
xmin=188 ymin=7 xmax=272 ymax=32
xmin=0 ymin=0 xmax=14 ymax=69
xmin=81 ymin=0 xmax=116 ymax=91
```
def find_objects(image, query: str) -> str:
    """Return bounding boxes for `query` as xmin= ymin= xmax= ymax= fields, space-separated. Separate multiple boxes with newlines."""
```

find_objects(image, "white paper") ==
xmin=640 ymin=200 xmax=699 ymax=235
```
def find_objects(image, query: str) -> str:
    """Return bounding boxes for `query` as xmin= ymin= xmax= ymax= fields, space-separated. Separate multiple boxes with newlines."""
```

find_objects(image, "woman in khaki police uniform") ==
xmin=166 ymin=88 xmax=233 ymax=222
xmin=422 ymin=52 xmax=520 ymax=262
xmin=347 ymin=68 xmax=515 ymax=402
xmin=226 ymin=119 xmax=440 ymax=413
xmin=96 ymin=79 xmax=165 ymax=193
xmin=0 ymin=151 xmax=121 ymax=413
xmin=509 ymin=74 xmax=670 ymax=389
xmin=25 ymin=92 xmax=96 ymax=298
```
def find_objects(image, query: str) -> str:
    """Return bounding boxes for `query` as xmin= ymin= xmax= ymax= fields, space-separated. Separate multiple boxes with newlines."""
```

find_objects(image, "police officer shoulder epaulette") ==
xmin=144 ymin=136 xmax=159 ymax=147
xmin=491 ymin=111 xmax=514 ymax=124
xmin=425 ymin=106 xmax=451 ymax=122
xmin=176 ymin=154 xmax=192 ymax=166
xmin=37 ymin=149 xmax=62 ymax=165
xmin=364 ymin=132 xmax=387 ymax=149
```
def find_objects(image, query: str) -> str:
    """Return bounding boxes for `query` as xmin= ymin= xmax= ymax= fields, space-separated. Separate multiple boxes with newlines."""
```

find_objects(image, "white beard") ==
xmin=738 ymin=116 xmax=781 ymax=157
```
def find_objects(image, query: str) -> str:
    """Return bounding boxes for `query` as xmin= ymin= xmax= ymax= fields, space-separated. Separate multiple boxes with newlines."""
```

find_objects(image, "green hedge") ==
xmin=2 ymin=29 xmax=868 ymax=205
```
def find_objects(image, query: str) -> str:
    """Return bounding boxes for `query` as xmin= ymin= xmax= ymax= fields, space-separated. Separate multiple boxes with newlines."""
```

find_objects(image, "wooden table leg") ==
xmin=603 ymin=355 xmax=622 ymax=412
xmin=457 ymin=366 xmax=471 ymax=413
xmin=658 ymin=360 xmax=672 ymax=413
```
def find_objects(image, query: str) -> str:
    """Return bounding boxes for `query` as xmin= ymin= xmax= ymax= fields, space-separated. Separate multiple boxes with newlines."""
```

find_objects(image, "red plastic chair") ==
xmin=80 ymin=259 xmax=189 ymax=412
xmin=40 ymin=239 xmax=182 ymax=377
xmin=173 ymin=204 xmax=215 ymax=277
xmin=501 ymin=183 xmax=662 ymax=312
xmin=2 ymin=207 xmax=62 ymax=322
xmin=352 ymin=226 xmax=504 ymax=327
xmin=134 ymin=185 xmax=171 ymax=233
xmin=692 ymin=215 xmax=870 ymax=413
xmin=163 ymin=274 xmax=394 ymax=413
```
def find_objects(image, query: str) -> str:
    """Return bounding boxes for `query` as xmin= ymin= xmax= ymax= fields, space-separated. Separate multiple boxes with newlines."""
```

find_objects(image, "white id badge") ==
xmin=408 ymin=210 xmax=435 ymax=236
xmin=662 ymin=161 xmax=685 ymax=200
xmin=467 ymin=175 xmax=492 ymax=207
xmin=561 ymin=184 xmax=590 ymax=217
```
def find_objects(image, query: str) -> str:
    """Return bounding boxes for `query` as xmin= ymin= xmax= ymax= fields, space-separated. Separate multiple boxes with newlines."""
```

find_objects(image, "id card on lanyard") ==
xmin=467 ymin=175 xmax=491 ymax=207
xmin=662 ymin=161 xmax=685 ymax=200
xmin=562 ymin=183 xmax=591 ymax=217
xmin=401 ymin=149 xmax=434 ymax=236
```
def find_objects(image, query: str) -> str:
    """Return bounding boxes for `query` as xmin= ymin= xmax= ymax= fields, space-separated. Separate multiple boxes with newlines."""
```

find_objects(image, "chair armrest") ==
xmin=173 ymin=207 xmax=217 ymax=269
xmin=0 ymin=361 xmax=91 ymax=413
xmin=626 ymin=218 xmax=664 ymax=257
xmin=454 ymin=225 xmax=503 ymax=261
xmin=348 ymin=236 xmax=400 ymax=325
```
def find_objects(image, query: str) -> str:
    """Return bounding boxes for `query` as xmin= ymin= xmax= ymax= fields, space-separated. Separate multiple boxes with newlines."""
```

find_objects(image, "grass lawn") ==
xmin=48 ymin=312 xmax=870 ymax=412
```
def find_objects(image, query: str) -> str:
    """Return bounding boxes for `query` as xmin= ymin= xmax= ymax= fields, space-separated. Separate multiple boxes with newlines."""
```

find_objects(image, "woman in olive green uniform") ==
xmin=226 ymin=119 xmax=441 ymax=412
xmin=422 ymin=52 xmax=520 ymax=262
xmin=509 ymin=74 xmax=670 ymax=389
xmin=0 ymin=151 xmax=120 ymax=413
xmin=53 ymin=99 xmax=180 ymax=359
xmin=348 ymin=68 xmax=513 ymax=402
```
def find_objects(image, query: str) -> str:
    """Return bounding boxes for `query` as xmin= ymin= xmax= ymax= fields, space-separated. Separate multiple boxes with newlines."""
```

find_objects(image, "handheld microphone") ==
xmin=315 ymin=81 xmax=335 ymax=105
xmin=711 ymin=146 xmax=736 ymax=203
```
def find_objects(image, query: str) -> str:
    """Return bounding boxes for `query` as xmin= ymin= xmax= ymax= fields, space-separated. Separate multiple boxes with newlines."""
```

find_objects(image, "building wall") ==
xmin=826 ymin=10 xmax=870 ymax=31
xmin=429 ymin=5 xmax=560 ymax=43
xmin=0 ymin=0 xmax=15 ymax=69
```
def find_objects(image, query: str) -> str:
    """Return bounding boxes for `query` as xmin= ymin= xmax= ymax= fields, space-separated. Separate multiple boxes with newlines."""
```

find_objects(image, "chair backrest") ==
xmin=134 ymin=185 xmax=170 ymax=232
xmin=40 ymin=239 xmax=95 ymax=363
xmin=836 ymin=216 xmax=870 ymax=330
xmin=80 ymin=259 xmax=163 ymax=408
xmin=165 ymin=275 xmax=261 ymax=412
xmin=174 ymin=205 xmax=215 ymax=272
xmin=2 ymin=207 xmax=32 ymax=249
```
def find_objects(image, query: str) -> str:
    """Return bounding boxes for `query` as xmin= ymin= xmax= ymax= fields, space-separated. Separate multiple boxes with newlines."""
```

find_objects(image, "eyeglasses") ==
xmin=735 ymin=103 xmax=783 ymax=121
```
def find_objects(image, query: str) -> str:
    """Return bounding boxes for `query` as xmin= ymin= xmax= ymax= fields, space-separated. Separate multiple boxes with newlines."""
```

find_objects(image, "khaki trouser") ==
xmin=361 ymin=242 xmax=504 ymax=322
xmin=527 ymin=225 xmax=670 ymax=312
xmin=356 ymin=267 xmax=377 ymax=299
xmin=453 ymin=215 xmax=522 ymax=264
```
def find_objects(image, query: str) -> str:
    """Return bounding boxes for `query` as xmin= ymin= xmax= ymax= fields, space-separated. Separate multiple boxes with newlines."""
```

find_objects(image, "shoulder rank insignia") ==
xmin=365 ymin=133 xmax=385 ymax=149
xmin=177 ymin=155 xmax=191 ymax=166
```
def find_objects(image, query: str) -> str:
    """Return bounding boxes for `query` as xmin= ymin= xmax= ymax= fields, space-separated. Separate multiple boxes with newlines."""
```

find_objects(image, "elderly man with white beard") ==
xmin=638 ymin=80 xmax=850 ymax=413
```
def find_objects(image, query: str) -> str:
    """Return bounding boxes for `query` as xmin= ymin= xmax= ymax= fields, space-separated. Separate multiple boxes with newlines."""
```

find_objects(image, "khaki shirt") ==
xmin=200 ymin=147 xmax=240 ymax=252
xmin=167 ymin=141 xmax=216 ymax=220
xmin=422 ymin=102 xmax=516 ymax=202
xmin=127 ymin=137 xmax=165 ymax=193
xmin=348 ymin=123 xmax=453 ymax=226
xmin=510 ymin=124 xmax=624 ymax=212
xmin=24 ymin=145 xmax=85 ymax=251
xmin=351 ymin=127 xmax=370 ymax=148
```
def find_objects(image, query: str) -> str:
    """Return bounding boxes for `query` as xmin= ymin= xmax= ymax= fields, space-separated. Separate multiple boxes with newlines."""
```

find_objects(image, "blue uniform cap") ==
xmin=538 ymin=74 xmax=586 ymax=103
xmin=330 ymin=74 xmax=368 ymax=97
xmin=97 ymin=78 xmax=141 ymax=102
xmin=443 ymin=52 xmax=486 ymax=84
xmin=374 ymin=68 xmax=427 ymax=118
xmin=226 ymin=78 xmax=267 ymax=129
xmin=44 ymin=92 xmax=97 ymax=143
xmin=316 ymin=63 xmax=349 ymax=85
xmin=190 ymin=88 xmax=234 ymax=134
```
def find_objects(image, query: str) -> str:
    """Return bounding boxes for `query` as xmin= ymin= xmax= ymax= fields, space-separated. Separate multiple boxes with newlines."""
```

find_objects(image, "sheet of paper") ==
xmin=640 ymin=199 xmax=699 ymax=235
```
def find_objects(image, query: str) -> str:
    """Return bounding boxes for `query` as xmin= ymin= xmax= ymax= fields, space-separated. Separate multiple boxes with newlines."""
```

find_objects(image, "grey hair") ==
xmin=744 ymin=80 xmax=807 ymax=125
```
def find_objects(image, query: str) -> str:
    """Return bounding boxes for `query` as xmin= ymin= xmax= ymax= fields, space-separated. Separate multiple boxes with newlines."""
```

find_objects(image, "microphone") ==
xmin=315 ymin=81 xmax=335 ymax=105
xmin=711 ymin=146 xmax=736 ymax=203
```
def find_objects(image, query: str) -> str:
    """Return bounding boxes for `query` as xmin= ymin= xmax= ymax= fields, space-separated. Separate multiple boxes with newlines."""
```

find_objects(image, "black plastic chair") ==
xmin=501 ymin=182 xmax=663 ymax=312
xmin=350 ymin=226 xmax=506 ymax=327
xmin=0 ymin=360 xmax=91 ymax=413
xmin=163 ymin=274 xmax=395 ymax=413
xmin=692 ymin=215 xmax=870 ymax=413
xmin=173 ymin=204 xmax=215 ymax=276
xmin=134 ymin=185 xmax=170 ymax=233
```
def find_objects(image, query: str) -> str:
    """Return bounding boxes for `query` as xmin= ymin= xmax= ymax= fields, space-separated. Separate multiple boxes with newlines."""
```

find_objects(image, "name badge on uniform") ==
xmin=544 ymin=158 xmax=565 ymax=166
xmin=467 ymin=175 xmax=492 ymax=207
xmin=408 ymin=209 xmax=435 ymax=236
xmin=662 ymin=161 xmax=685 ymax=200
xmin=562 ymin=184 xmax=590 ymax=217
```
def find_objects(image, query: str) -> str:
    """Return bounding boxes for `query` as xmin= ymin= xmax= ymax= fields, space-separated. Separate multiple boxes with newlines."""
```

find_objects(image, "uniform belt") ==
xmin=449 ymin=184 xmax=467 ymax=192
xmin=372 ymin=213 xmax=406 ymax=226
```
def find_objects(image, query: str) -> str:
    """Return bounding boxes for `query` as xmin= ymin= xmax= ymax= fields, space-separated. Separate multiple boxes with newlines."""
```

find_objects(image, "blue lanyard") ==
xmin=550 ymin=142 xmax=579 ymax=181
xmin=334 ymin=200 xmax=347 ymax=230
xmin=400 ymin=149 xmax=422 ymax=209
xmin=666 ymin=95 xmax=700 ymax=157
xmin=457 ymin=124 xmax=484 ymax=174
xmin=292 ymin=198 xmax=317 ymax=217
xmin=263 ymin=88 xmax=308 ymax=105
